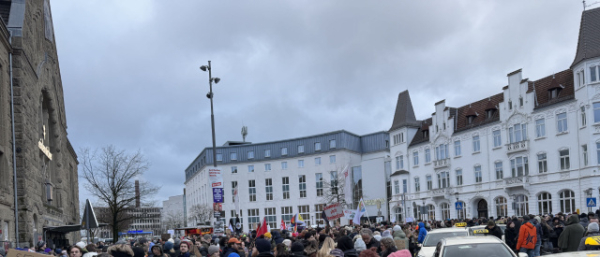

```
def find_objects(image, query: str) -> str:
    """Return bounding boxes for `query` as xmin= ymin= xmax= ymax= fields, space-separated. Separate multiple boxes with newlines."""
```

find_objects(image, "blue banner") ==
xmin=213 ymin=188 xmax=224 ymax=203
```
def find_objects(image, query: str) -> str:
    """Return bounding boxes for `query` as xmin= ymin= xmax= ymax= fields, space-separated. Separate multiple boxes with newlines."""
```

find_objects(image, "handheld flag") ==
xmin=256 ymin=217 xmax=268 ymax=238
xmin=352 ymin=198 xmax=366 ymax=224
xmin=280 ymin=219 xmax=287 ymax=230
xmin=321 ymin=210 xmax=329 ymax=224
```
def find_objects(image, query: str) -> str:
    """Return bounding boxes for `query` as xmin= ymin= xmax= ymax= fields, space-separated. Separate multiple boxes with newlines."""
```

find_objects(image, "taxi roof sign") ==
xmin=472 ymin=229 xmax=489 ymax=234
xmin=585 ymin=236 xmax=600 ymax=246
xmin=455 ymin=222 xmax=467 ymax=227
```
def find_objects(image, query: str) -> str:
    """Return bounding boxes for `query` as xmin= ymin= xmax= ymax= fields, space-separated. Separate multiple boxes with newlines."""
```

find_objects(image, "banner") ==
xmin=209 ymin=168 xmax=223 ymax=203
xmin=324 ymin=203 xmax=344 ymax=220
xmin=352 ymin=198 xmax=366 ymax=224
xmin=343 ymin=209 xmax=357 ymax=220
xmin=212 ymin=188 xmax=224 ymax=203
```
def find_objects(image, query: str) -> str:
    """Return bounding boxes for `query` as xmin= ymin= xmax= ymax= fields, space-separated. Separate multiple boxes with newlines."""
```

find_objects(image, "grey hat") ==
xmin=208 ymin=245 xmax=220 ymax=255
xmin=588 ymin=222 xmax=600 ymax=233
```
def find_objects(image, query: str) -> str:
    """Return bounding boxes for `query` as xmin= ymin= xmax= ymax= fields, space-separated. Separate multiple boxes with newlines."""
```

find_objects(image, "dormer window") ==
xmin=578 ymin=70 xmax=585 ymax=87
xmin=590 ymin=66 xmax=599 ymax=82
xmin=549 ymin=88 xmax=561 ymax=99
xmin=486 ymin=110 xmax=495 ymax=119
xmin=467 ymin=116 xmax=475 ymax=124
xmin=484 ymin=100 xmax=497 ymax=119
xmin=423 ymin=129 xmax=428 ymax=138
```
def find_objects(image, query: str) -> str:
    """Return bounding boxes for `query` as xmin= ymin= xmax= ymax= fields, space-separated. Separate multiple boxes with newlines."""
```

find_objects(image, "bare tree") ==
xmin=80 ymin=145 xmax=160 ymax=242
xmin=188 ymin=204 xmax=214 ymax=225
xmin=320 ymin=166 xmax=365 ymax=209
xmin=162 ymin=210 xmax=184 ymax=231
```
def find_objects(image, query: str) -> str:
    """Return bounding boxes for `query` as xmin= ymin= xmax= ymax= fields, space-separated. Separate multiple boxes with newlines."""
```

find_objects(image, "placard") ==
xmin=343 ymin=209 xmax=356 ymax=220
xmin=324 ymin=203 xmax=344 ymax=220
xmin=212 ymin=188 xmax=224 ymax=203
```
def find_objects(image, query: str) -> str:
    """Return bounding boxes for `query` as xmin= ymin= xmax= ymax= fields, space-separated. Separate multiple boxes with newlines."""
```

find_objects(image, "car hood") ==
xmin=418 ymin=246 xmax=436 ymax=257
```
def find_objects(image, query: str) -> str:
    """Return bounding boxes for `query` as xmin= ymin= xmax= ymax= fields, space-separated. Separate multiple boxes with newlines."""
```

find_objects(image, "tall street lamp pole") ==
xmin=200 ymin=61 xmax=221 ymax=167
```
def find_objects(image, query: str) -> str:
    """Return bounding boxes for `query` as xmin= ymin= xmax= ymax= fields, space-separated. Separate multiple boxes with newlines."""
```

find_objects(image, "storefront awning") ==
xmin=44 ymin=223 xmax=108 ymax=233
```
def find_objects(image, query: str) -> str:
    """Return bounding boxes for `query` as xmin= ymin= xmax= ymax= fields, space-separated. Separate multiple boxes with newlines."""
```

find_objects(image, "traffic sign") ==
xmin=587 ymin=197 xmax=597 ymax=207
xmin=455 ymin=202 xmax=463 ymax=210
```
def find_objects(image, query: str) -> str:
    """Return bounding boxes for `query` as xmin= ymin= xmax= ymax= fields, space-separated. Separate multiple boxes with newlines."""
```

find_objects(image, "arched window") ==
xmin=495 ymin=197 xmax=507 ymax=217
xmin=427 ymin=204 xmax=436 ymax=221
xmin=559 ymin=190 xmax=576 ymax=213
xmin=457 ymin=201 xmax=466 ymax=220
xmin=538 ymin=192 xmax=552 ymax=215
xmin=440 ymin=203 xmax=450 ymax=220
xmin=394 ymin=207 xmax=403 ymax=223
xmin=515 ymin=195 xmax=529 ymax=217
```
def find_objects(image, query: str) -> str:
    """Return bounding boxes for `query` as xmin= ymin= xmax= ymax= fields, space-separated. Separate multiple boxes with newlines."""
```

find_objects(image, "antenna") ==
xmin=241 ymin=126 xmax=248 ymax=142
xmin=585 ymin=0 xmax=600 ymax=9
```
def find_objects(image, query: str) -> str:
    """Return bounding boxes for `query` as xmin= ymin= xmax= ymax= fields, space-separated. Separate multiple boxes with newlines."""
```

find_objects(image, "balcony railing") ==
xmin=506 ymin=140 xmax=528 ymax=154
xmin=433 ymin=158 xmax=450 ymax=169
xmin=504 ymin=176 xmax=529 ymax=188
xmin=432 ymin=187 xmax=452 ymax=197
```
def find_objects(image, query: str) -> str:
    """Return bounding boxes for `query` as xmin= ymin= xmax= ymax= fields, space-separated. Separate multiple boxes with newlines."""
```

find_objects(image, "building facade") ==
xmin=0 ymin=0 xmax=79 ymax=248
xmin=184 ymin=131 xmax=390 ymax=230
xmin=389 ymin=7 xmax=600 ymax=222
xmin=162 ymin=195 xmax=184 ymax=233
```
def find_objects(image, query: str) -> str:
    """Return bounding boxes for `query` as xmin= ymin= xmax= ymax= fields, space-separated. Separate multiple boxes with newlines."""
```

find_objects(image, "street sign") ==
xmin=455 ymin=202 xmax=463 ymax=210
xmin=587 ymin=197 xmax=597 ymax=207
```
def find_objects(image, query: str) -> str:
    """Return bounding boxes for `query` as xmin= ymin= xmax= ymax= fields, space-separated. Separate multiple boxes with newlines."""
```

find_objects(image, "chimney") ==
xmin=135 ymin=180 xmax=140 ymax=208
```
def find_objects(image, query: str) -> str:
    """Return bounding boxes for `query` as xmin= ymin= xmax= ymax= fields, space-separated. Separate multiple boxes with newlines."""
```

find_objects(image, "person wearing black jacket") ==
xmin=487 ymin=220 xmax=503 ymax=239
xmin=254 ymin=239 xmax=275 ymax=257
xmin=336 ymin=236 xmax=358 ymax=257
xmin=504 ymin=220 xmax=519 ymax=254
xmin=359 ymin=229 xmax=380 ymax=253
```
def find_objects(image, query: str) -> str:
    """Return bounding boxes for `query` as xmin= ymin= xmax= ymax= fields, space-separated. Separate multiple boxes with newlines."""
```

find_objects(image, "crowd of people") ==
xmin=0 ymin=210 xmax=599 ymax=257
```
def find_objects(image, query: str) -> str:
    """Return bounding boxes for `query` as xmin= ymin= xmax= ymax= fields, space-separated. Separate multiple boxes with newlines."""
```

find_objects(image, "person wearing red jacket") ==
xmin=517 ymin=215 xmax=537 ymax=257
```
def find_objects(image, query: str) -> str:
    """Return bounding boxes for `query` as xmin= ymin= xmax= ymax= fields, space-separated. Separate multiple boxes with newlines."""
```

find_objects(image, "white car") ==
xmin=432 ymin=236 xmax=527 ymax=257
xmin=468 ymin=225 xmax=505 ymax=241
xmin=417 ymin=228 xmax=469 ymax=257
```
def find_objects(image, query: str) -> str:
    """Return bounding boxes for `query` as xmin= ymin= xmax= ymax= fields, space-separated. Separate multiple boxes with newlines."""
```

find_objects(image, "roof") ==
xmin=528 ymin=69 xmax=574 ymax=110
xmin=390 ymin=170 xmax=409 ymax=176
xmin=389 ymin=90 xmax=421 ymax=131
xmin=442 ymin=236 xmax=503 ymax=245
xmin=572 ymin=7 xmax=600 ymax=67
xmin=409 ymin=118 xmax=432 ymax=146
xmin=455 ymin=93 xmax=503 ymax=133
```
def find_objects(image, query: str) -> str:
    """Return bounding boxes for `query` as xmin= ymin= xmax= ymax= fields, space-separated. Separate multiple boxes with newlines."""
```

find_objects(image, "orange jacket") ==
xmin=516 ymin=222 xmax=537 ymax=250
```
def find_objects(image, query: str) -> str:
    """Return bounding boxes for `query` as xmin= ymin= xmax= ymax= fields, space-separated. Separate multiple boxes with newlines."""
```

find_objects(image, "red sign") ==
xmin=212 ymin=182 xmax=222 ymax=187
xmin=324 ymin=203 xmax=344 ymax=220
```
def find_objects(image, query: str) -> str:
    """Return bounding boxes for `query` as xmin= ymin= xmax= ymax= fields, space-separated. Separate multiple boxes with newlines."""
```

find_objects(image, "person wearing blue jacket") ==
xmin=417 ymin=222 xmax=428 ymax=244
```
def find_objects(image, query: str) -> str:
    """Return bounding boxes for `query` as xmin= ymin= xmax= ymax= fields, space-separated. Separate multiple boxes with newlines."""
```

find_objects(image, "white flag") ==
xmin=233 ymin=186 xmax=240 ymax=215
xmin=352 ymin=198 xmax=366 ymax=224
xmin=342 ymin=165 xmax=351 ymax=204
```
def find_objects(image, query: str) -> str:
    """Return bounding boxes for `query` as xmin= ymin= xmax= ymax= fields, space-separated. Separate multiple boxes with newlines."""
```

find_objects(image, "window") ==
xmin=427 ymin=204 xmax=436 ymax=220
xmin=331 ymin=172 xmax=338 ymax=194
xmin=402 ymin=179 xmax=407 ymax=193
xmin=509 ymin=100 xmax=513 ymax=110
xmin=315 ymin=157 xmax=321 ymax=165
xmin=394 ymin=180 xmax=400 ymax=194
xmin=298 ymin=160 xmax=304 ymax=168
xmin=315 ymin=142 xmax=321 ymax=151
xmin=281 ymin=162 xmax=288 ymax=170
xmin=248 ymin=165 xmax=254 ymax=173
xmin=591 ymin=65 xmax=598 ymax=82
xmin=281 ymin=206 xmax=293 ymax=224
xmin=265 ymin=207 xmax=277 ymax=228
xmin=265 ymin=149 xmax=271 ymax=158
xmin=559 ymin=190 xmax=576 ymax=213
xmin=583 ymin=145 xmax=588 ymax=166
xmin=316 ymin=173 xmax=323 ymax=196
xmin=491 ymin=130 xmax=501 ymax=147
xmin=231 ymin=152 xmax=237 ymax=161
xmin=595 ymin=103 xmax=600 ymax=123
xmin=425 ymin=148 xmax=431 ymax=163
xmin=265 ymin=163 xmax=271 ymax=171
xmin=510 ymin=156 xmax=529 ymax=177
xmin=282 ymin=177 xmax=290 ymax=199
xmin=248 ymin=209 xmax=259 ymax=229
xmin=536 ymin=119 xmax=546 ymax=138
xmin=473 ymin=136 xmax=480 ymax=152
xmin=299 ymin=175 xmax=306 ymax=198
xmin=519 ymin=97 xmax=524 ymax=107
xmin=515 ymin=195 xmax=529 ymax=217
xmin=495 ymin=161 xmax=503 ymax=180
xmin=581 ymin=106 xmax=587 ymax=127
xmin=281 ymin=147 xmax=288 ymax=156
xmin=557 ymin=113 xmax=568 ymax=133
xmin=395 ymin=156 xmax=403 ymax=170
xmin=538 ymin=193 xmax=552 ymax=215
xmin=216 ymin=153 xmax=223 ymax=162
xmin=413 ymin=151 xmax=419 ymax=166
xmin=441 ymin=203 xmax=450 ymax=220
xmin=298 ymin=145 xmax=304 ymax=154
xmin=495 ymin=197 xmax=507 ymax=217
xmin=414 ymin=177 xmax=420 ymax=192
xmin=597 ymin=142 xmax=600 ymax=164
xmin=475 ymin=165 xmax=482 ymax=183
xmin=329 ymin=139 xmax=336 ymax=149
xmin=538 ymin=153 xmax=547 ymax=173
xmin=509 ymin=124 xmax=527 ymax=143
xmin=231 ymin=181 xmax=238 ymax=201
xmin=330 ymin=155 xmax=336 ymax=164
xmin=393 ymin=133 xmax=404 ymax=145
xmin=248 ymin=151 xmax=254 ymax=159
xmin=456 ymin=169 xmax=463 ymax=186
xmin=248 ymin=180 xmax=256 ymax=202
xmin=231 ymin=166 xmax=238 ymax=174
xmin=298 ymin=205 xmax=311 ymax=227
xmin=315 ymin=204 xmax=325 ymax=226
xmin=426 ymin=175 xmax=432 ymax=190
xmin=436 ymin=144 xmax=449 ymax=160
xmin=578 ymin=70 xmax=586 ymax=86
xmin=437 ymin=171 xmax=449 ymax=188
xmin=560 ymin=149 xmax=570 ymax=170
xmin=454 ymin=141 xmax=461 ymax=156
xmin=265 ymin=178 xmax=273 ymax=201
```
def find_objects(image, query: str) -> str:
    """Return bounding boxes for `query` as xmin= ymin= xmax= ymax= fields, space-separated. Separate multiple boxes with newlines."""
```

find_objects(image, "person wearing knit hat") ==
xmin=254 ymin=238 xmax=273 ymax=257
xmin=329 ymin=249 xmax=344 ymax=257
xmin=291 ymin=242 xmax=305 ymax=257
xmin=578 ymin=222 xmax=600 ymax=251
xmin=282 ymin=239 xmax=292 ymax=250
xmin=36 ymin=241 xmax=47 ymax=253
xmin=208 ymin=245 xmax=220 ymax=257
xmin=264 ymin=232 xmax=272 ymax=239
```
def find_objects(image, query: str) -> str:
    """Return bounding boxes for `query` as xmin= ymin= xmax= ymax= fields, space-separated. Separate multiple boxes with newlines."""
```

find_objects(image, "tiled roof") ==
xmin=528 ymin=69 xmax=574 ymax=110
xmin=409 ymin=118 xmax=432 ymax=146
xmin=572 ymin=7 xmax=600 ymax=67
xmin=455 ymin=93 xmax=503 ymax=133
xmin=389 ymin=90 xmax=421 ymax=131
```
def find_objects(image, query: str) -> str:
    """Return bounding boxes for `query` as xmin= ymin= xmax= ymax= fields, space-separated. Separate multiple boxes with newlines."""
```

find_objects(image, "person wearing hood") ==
xmin=580 ymin=213 xmax=590 ymax=231
xmin=578 ymin=223 xmax=600 ymax=251
xmin=392 ymin=226 xmax=408 ymax=250
xmin=558 ymin=214 xmax=585 ymax=252
xmin=516 ymin=215 xmax=536 ymax=257
xmin=379 ymin=238 xmax=397 ymax=257
xmin=381 ymin=231 xmax=393 ymax=240
xmin=417 ymin=222 xmax=427 ymax=244
xmin=504 ymin=220 xmax=519 ymax=254
xmin=353 ymin=238 xmax=366 ymax=253
xmin=387 ymin=250 xmax=411 ymax=257
xmin=532 ymin=216 xmax=544 ymax=257
xmin=290 ymin=242 xmax=306 ymax=257
xmin=254 ymin=239 xmax=274 ymax=257
xmin=36 ymin=241 xmax=47 ymax=254
xmin=336 ymin=236 xmax=358 ymax=257
xmin=149 ymin=245 xmax=168 ymax=257
xmin=163 ymin=242 xmax=176 ymax=257
xmin=107 ymin=244 xmax=133 ymax=257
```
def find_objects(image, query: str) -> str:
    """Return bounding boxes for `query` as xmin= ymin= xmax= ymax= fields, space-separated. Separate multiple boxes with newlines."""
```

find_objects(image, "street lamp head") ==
xmin=200 ymin=65 xmax=208 ymax=72
xmin=214 ymin=77 xmax=221 ymax=84
xmin=206 ymin=92 xmax=213 ymax=99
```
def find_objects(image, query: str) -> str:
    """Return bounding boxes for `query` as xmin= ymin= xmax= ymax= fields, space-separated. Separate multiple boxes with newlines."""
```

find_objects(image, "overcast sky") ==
xmin=50 ymin=1 xmax=587 ymax=205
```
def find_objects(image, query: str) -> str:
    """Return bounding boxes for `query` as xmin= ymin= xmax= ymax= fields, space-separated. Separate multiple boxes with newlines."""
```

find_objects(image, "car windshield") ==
xmin=422 ymin=232 xmax=469 ymax=247
xmin=442 ymin=243 xmax=513 ymax=257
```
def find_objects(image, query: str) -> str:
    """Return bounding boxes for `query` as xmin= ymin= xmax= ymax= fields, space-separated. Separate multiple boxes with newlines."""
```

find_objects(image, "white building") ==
xmin=184 ymin=131 xmax=391 ymax=230
xmin=388 ymin=7 xmax=600 ymax=222
xmin=162 ymin=195 xmax=185 ymax=232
